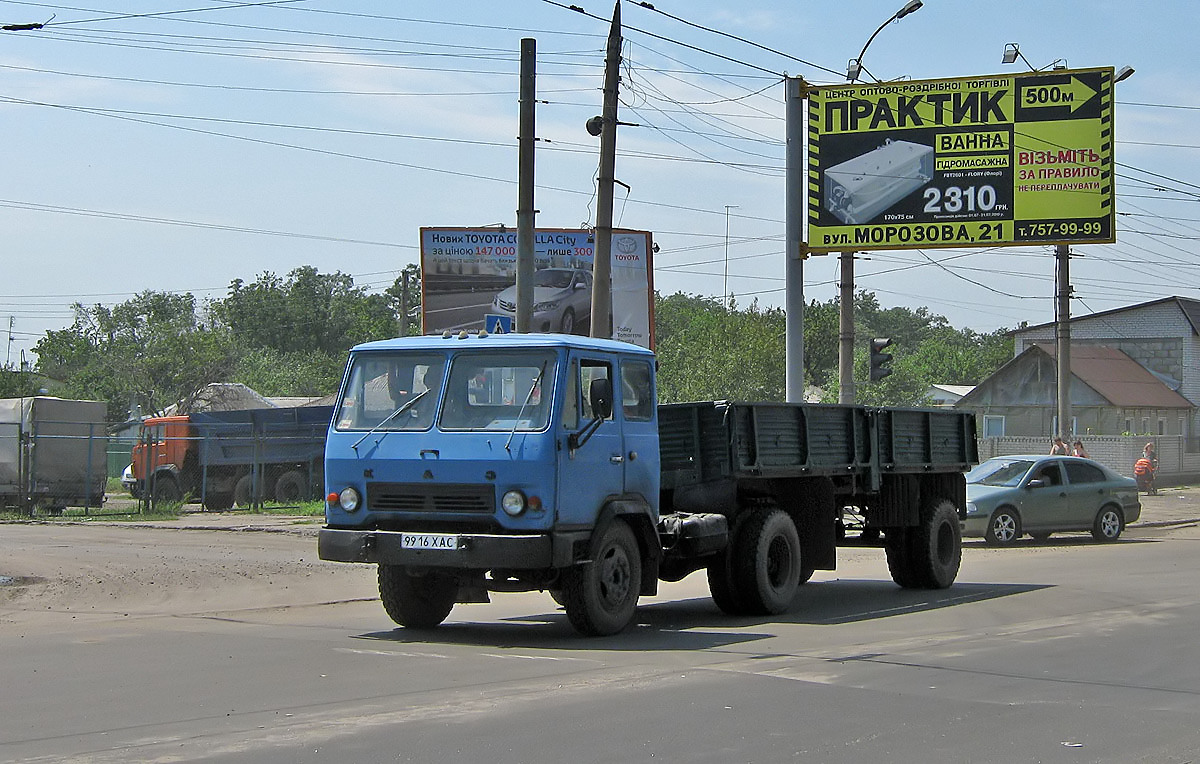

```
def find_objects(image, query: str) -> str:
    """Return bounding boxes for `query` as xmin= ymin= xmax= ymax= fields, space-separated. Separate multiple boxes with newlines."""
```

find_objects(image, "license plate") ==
xmin=400 ymin=533 xmax=461 ymax=551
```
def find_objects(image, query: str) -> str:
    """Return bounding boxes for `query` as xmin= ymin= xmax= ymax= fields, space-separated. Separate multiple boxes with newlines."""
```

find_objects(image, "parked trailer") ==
xmin=318 ymin=333 xmax=978 ymax=636
xmin=132 ymin=406 xmax=333 ymax=509
xmin=0 ymin=397 xmax=108 ymax=513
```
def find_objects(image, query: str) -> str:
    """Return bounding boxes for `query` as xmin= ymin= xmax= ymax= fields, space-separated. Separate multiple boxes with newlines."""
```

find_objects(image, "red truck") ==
xmin=131 ymin=406 xmax=332 ymax=509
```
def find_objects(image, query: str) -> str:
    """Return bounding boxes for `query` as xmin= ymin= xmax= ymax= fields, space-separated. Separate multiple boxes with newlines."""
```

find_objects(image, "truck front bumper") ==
xmin=318 ymin=527 xmax=589 ymax=570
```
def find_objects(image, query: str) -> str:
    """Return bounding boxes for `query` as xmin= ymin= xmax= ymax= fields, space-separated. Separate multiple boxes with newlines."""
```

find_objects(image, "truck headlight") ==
xmin=501 ymin=490 xmax=527 ymax=517
xmin=338 ymin=487 xmax=361 ymax=512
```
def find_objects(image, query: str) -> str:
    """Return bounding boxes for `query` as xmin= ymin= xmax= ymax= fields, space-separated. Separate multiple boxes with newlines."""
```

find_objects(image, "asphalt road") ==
xmin=3 ymin=510 xmax=1200 ymax=763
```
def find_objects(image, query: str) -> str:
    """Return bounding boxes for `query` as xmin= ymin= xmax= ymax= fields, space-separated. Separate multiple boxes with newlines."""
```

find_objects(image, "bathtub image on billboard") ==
xmin=824 ymin=139 xmax=934 ymax=225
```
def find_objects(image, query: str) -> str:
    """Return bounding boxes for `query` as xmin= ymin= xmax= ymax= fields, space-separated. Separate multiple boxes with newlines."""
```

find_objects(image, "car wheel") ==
xmin=559 ymin=308 xmax=576 ymax=334
xmin=1092 ymin=505 xmax=1124 ymax=542
xmin=984 ymin=508 xmax=1021 ymax=546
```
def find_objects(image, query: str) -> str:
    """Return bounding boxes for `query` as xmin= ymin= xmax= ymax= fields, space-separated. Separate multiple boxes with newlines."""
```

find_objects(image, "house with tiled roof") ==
xmin=956 ymin=344 xmax=1193 ymax=438
xmin=957 ymin=297 xmax=1200 ymax=480
xmin=1002 ymin=296 xmax=1200 ymax=438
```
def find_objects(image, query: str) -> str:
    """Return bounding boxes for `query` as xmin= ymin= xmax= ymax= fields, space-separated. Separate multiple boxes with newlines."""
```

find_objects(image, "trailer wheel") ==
xmin=562 ymin=519 xmax=641 ymax=636
xmin=273 ymin=470 xmax=307 ymax=503
xmin=887 ymin=499 xmax=961 ymax=589
xmin=378 ymin=564 xmax=457 ymax=629
xmin=732 ymin=509 xmax=801 ymax=615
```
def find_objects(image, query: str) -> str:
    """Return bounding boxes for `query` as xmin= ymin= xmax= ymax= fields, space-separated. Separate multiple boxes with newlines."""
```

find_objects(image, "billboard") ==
xmin=419 ymin=227 xmax=655 ymax=349
xmin=807 ymin=67 xmax=1115 ymax=252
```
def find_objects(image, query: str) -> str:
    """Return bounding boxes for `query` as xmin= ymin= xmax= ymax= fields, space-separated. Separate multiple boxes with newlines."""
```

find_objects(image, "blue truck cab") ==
xmin=319 ymin=331 xmax=663 ymax=635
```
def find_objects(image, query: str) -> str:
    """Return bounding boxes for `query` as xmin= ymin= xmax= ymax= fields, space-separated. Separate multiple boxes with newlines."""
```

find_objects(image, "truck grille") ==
xmin=367 ymin=482 xmax=495 ymax=514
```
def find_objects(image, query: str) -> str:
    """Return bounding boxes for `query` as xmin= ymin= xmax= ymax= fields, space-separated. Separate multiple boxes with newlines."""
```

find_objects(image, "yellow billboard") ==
xmin=806 ymin=68 xmax=1115 ymax=252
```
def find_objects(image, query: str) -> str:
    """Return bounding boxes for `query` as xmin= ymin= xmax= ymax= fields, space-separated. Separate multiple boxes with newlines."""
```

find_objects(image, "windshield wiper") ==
xmin=352 ymin=389 xmax=430 ymax=453
xmin=505 ymin=363 xmax=547 ymax=453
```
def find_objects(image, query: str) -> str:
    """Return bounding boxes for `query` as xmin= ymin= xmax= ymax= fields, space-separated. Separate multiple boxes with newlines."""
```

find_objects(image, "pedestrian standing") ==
xmin=1050 ymin=436 xmax=1068 ymax=455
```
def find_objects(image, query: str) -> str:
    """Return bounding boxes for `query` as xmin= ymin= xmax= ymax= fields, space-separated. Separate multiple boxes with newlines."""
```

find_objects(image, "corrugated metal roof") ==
xmin=1036 ymin=344 xmax=1194 ymax=408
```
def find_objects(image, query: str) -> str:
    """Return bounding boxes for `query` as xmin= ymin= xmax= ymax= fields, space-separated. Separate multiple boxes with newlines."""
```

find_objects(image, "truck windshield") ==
xmin=334 ymin=352 xmax=446 ymax=432
xmin=440 ymin=351 xmax=556 ymax=432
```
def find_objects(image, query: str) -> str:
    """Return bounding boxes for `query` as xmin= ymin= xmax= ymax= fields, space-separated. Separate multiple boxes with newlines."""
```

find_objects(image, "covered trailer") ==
xmin=0 ymin=396 xmax=108 ymax=513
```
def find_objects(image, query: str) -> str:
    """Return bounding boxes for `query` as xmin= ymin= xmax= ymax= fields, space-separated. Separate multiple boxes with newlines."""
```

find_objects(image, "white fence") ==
xmin=979 ymin=435 xmax=1200 ymax=483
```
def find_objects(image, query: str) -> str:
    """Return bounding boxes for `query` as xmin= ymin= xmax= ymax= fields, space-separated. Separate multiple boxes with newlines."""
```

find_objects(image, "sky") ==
xmin=1 ymin=0 xmax=1197 ymax=366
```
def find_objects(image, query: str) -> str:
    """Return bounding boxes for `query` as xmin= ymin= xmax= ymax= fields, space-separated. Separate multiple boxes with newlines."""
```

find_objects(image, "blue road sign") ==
xmin=485 ymin=314 xmax=513 ymax=334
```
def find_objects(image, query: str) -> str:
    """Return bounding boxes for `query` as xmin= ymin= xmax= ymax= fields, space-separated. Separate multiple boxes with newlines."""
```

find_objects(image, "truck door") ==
xmin=558 ymin=355 xmax=623 ymax=527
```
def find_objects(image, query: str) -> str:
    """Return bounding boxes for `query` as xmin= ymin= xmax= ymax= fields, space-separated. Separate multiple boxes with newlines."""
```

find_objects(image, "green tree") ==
xmin=654 ymin=293 xmax=787 ymax=402
xmin=34 ymin=291 xmax=235 ymax=421
xmin=230 ymin=348 xmax=344 ymax=398
xmin=213 ymin=266 xmax=398 ymax=356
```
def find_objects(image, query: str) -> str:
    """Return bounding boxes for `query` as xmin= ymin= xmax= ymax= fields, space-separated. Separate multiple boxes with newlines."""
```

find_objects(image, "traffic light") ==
xmin=869 ymin=337 xmax=894 ymax=382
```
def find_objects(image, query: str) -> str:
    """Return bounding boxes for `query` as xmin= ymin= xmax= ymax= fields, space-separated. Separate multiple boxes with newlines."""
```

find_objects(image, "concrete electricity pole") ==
xmin=589 ymin=1 xmax=621 ymax=339
xmin=516 ymin=37 xmax=537 ymax=333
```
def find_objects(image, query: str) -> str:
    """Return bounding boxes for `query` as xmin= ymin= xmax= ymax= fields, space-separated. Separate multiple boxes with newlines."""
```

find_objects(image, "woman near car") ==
xmin=1072 ymin=440 xmax=1090 ymax=458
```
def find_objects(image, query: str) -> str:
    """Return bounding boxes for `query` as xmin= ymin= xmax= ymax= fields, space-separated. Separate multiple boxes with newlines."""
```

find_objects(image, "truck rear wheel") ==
xmin=234 ymin=475 xmax=260 ymax=508
xmin=562 ymin=519 xmax=641 ymax=636
xmin=273 ymin=470 xmax=307 ymax=503
xmin=732 ymin=509 xmax=801 ymax=615
xmin=203 ymin=491 xmax=234 ymax=511
xmin=886 ymin=499 xmax=961 ymax=589
xmin=378 ymin=564 xmax=457 ymax=629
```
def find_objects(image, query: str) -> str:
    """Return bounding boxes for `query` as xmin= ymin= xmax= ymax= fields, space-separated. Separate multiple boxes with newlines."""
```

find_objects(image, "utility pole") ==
xmin=516 ymin=37 xmax=537 ymax=333
xmin=784 ymin=76 xmax=806 ymax=402
xmin=1056 ymin=243 xmax=1072 ymax=438
xmin=5 ymin=316 xmax=13 ymax=368
xmin=589 ymin=1 xmax=621 ymax=339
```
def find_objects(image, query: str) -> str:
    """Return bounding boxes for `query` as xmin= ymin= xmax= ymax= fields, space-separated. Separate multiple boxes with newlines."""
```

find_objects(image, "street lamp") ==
xmin=846 ymin=0 xmax=922 ymax=82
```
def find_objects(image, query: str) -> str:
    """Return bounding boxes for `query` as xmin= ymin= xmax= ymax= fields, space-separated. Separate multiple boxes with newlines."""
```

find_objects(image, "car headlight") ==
xmin=534 ymin=300 xmax=559 ymax=312
xmin=501 ymin=489 xmax=527 ymax=517
xmin=965 ymin=502 xmax=979 ymax=516
xmin=329 ymin=487 xmax=360 ymax=512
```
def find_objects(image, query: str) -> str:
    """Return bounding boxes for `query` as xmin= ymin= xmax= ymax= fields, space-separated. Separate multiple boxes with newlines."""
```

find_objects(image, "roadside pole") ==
xmin=589 ymin=2 xmax=621 ymax=339
xmin=516 ymin=38 xmax=537 ymax=333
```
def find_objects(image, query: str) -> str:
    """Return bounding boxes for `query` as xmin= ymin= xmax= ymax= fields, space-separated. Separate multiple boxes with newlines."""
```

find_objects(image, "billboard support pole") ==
xmin=589 ymin=2 xmax=621 ymax=339
xmin=516 ymin=37 xmax=537 ymax=333
xmin=838 ymin=251 xmax=856 ymax=404
xmin=1056 ymin=243 xmax=1072 ymax=438
xmin=785 ymin=76 xmax=806 ymax=402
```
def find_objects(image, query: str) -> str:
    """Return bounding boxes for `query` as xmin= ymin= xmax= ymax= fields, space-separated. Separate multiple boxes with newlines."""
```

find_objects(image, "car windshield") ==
xmin=966 ymin=458 xmax=1035 ymax=487
xmin=334 ymin=351 xmax=446 ymax=432
xmin=535 ymin=270 xmax=575 ymax=289
xmin=440 ymin=351 xmax=556 ymax=431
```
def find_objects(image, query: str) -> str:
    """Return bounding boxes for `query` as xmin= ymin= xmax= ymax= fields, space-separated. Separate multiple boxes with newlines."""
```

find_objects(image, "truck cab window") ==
xmin=621 ymin=360 xmax=654 ymax=422
xmin=335 ymin=353 xmax=445 ymax=431
xmin=440 ymin=351 xmax=555 ymax=431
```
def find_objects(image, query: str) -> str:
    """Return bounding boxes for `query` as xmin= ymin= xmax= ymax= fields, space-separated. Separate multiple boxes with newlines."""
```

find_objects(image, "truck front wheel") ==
xmin=732 ymin=509 xmax=802 ymax=615
xmin=150 ymin=474 xmax=182 ymax=510
xmin=562 ymin=519 xmax=642 ymax=636
xmin=378 ymin=565 xmax=458 ymax=629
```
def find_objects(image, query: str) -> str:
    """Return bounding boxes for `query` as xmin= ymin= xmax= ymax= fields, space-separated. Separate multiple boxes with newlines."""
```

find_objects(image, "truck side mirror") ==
xmin=589 ymin=378 xmax=613 ymax=420
xmin=569 ymin=377 xmax=613 ymax=453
